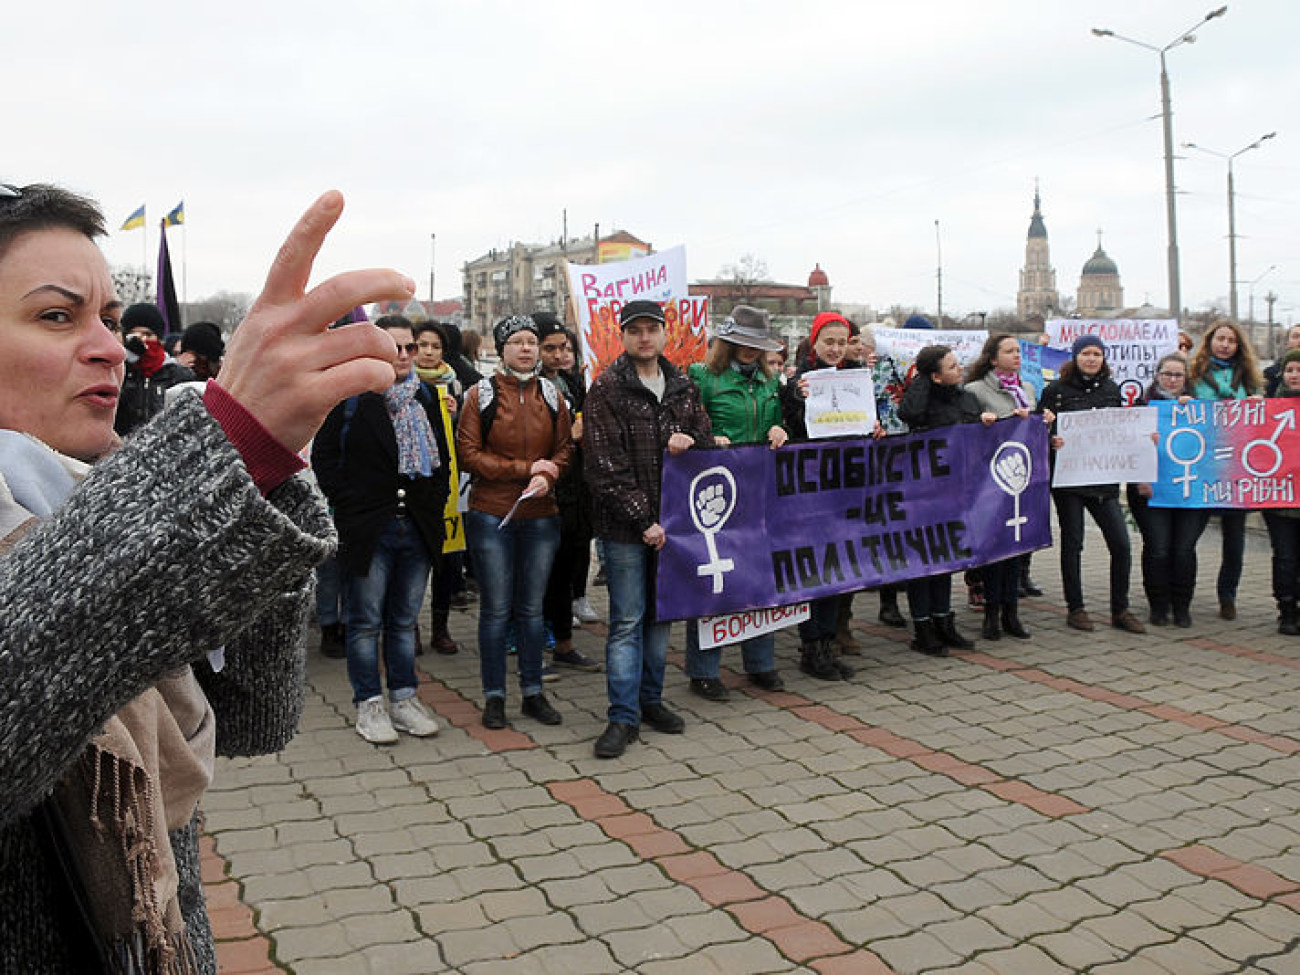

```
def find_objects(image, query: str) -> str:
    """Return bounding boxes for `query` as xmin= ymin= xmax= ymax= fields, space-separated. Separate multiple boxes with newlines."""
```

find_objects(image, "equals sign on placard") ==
xmin=1213 ymin=446 xmax=1234 ymax=460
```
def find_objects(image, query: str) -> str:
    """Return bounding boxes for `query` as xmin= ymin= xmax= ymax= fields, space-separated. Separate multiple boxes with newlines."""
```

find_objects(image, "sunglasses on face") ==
xmin=397 ymin=343 xmax=418 ymax=355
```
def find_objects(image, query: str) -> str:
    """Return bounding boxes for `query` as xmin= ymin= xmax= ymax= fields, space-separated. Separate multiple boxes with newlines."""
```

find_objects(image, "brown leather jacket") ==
xmin=457 ymin=372 xmax=573 ymax=519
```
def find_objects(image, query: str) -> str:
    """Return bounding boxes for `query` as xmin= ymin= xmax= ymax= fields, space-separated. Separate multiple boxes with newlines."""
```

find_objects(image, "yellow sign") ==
xmin=436 ymin=387 xmax=466 ymax=554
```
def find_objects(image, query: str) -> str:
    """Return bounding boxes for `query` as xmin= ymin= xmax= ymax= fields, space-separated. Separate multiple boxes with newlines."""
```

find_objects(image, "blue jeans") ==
xmin=684 ymin=622 xmax=776 ymax=679
xmin=603 ymin=539 xmax=671 ymax=725
xmin=466 ymin=510 xmax=560 ymax=700
xmin=315 ymin=553 xmax=348 ymax=625
xmin=344 ymin=516 xmax=432 ymax=704
xmin=1052 ymin=490 xmax=1131 ymax=615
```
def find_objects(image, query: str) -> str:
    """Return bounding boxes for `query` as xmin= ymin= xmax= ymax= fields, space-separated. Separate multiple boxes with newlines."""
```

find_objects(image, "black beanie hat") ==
xmin=181 ymin=321 xmax=225 ymax=361
xmin=121 ymin=303 xmax=166 ymax=340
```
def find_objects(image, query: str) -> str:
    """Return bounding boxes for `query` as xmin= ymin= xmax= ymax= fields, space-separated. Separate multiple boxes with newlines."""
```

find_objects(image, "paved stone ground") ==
xmin=199 ymin=518 xmax=1300 ymax=974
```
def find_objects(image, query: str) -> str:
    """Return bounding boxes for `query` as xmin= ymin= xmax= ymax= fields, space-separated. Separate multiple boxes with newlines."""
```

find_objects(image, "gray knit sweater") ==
xmin=0 ymin=394 xmax=333 ymax=973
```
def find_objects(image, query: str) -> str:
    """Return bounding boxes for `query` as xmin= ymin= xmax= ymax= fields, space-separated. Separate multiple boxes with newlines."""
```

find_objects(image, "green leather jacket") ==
xmin=688 ymin=361 xmax=784 ymax=445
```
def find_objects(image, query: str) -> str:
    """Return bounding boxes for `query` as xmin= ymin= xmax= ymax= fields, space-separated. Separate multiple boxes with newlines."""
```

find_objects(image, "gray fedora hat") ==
xmin=713 ymin=304 xmax=783 ymax=352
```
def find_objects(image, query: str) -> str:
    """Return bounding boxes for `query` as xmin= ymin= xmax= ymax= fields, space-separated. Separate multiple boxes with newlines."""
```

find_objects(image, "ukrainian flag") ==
xmin=164 ymin=201 xmax=184 ymax=227
xmin=120 ymin=205 xmax=146 ymax=231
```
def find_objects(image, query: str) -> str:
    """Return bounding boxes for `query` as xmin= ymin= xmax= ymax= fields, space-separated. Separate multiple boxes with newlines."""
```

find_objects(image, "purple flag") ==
xmin=655 ymin=416 xmax=1052 ymax=621
xmin=156 ymin=220 xmax=181 ymax=334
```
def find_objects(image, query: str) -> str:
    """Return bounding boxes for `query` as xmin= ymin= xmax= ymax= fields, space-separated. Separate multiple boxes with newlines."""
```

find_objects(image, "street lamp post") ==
xmin=1092 ymin=6 xmax=1228 ymax=325
xmin=1183 ymin=133 xmax=1277 ymax=322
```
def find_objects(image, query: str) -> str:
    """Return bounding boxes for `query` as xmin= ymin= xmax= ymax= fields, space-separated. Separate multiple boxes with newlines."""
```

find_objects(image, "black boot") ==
xmin=934 ymin=612 xmax=974 ymax=650
xmin=1019 ymin=555 xmax=1043 ymax=597
xmin=981 ymin=604 xmax=1001 ymax=641
xmin=1171 ymin=600 xmax=1193 ymax=628
xmin=1001 ymin=604 xmax=1031 ymax=640
xmin=828 ymin=637 xmax=856 ymax=679
xmin=799 ymin=639 xmax=843 ymax=680
xmin=910 ymin=619 xmax=947 ymax=657
xmin=1279 ymin=599 xmax=1299 ymax=636
xmin=878 ymin=587 xmax=906 ymax=628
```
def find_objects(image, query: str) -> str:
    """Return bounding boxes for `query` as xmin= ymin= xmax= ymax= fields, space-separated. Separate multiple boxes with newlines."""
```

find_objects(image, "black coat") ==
xmin=1039 ymin=372 xmax=1124 ymax=498
xmin=312 ymin=385 xmax=451 ymax=575
xmin=898 ymin=376 xmax=983 ymax=431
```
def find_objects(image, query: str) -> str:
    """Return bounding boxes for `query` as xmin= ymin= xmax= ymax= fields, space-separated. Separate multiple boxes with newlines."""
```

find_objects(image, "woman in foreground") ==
xmin=0 ymin=183 xmax=412 ymax=973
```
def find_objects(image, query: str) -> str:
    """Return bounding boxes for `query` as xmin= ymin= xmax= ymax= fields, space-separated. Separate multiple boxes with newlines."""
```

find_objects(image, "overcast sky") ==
xmin=7 ymin=1 xmax=1297 ymax=324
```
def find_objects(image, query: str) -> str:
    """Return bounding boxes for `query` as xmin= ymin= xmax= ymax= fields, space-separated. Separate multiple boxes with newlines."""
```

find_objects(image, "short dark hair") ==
xmin=0 ymin=183 xmax=106 ymax=263
xmin=374 ymin=313 xmax=414 ymax=333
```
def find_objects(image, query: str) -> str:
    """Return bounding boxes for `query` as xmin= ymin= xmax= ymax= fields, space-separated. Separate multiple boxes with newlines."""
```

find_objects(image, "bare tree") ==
xmin=716 ymin=253 xmax=771 ymax=306
xmin=184 ymin=291 xmax=253 ymax=331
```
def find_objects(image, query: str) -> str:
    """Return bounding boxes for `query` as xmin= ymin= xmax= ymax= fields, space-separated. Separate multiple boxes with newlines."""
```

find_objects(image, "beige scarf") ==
xmin=1 ymin=432 xmax=215 ymax=973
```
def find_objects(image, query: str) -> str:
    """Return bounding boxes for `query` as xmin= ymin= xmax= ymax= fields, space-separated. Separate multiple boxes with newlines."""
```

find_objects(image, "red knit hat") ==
xmin=809 ymin=312 xmax=852 ymax=351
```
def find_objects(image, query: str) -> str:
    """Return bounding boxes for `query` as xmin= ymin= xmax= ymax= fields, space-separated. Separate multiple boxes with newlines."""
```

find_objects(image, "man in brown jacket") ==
xmin=583 ymin=300 xmax=713 ymax=758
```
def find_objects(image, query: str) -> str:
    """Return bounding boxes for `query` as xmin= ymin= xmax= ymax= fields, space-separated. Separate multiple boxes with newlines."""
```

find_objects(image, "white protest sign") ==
xmin=871 ymin=327 xmax=988 ymax=375
xmin=697 ymin=603 xmax=810 ymax=650
xmin=1053 ymin=406 xmax=1158 ymax=487
xmin=1046 ymin=320 xmax=1179 ymax=408
xmin=565 ymin=246 xmax=702 ymax=381
xmin=803 ymin=368 xmax=877 ymax=438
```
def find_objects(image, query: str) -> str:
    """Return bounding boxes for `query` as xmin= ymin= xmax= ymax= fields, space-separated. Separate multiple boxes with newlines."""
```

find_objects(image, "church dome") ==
xmin=808 ymin=264 xmax=829 ymax=287
xmin=1082 ymin=245 xmax=1118 ymax=277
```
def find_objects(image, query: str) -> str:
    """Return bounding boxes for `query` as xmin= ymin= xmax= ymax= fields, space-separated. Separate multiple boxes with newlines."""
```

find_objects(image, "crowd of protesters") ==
xmin=4 ymin=179 xmax=1296 ymax=971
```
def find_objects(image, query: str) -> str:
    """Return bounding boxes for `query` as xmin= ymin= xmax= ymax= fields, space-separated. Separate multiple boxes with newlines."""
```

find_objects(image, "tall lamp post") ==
xmin=1182 ymin=133 xmax=1276 ymax=322
xmin=1092 ymin=6 xmax=1228 ymax=325
xmin=1244 ymin=265 xmax=1279 ymax=357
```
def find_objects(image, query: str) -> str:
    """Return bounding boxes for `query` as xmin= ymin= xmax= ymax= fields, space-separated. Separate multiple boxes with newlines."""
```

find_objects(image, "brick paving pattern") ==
xmin=201 ymin=518 xmax=1300 ymax=973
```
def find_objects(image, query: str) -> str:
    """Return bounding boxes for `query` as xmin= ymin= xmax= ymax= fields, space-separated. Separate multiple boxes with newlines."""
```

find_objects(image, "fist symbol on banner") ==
xmin=989 ymin=441 xmax=1033 ymax=541
xmin=695 ymin=483 xmax=729 ymax=529
xmin=689 ymin=466 xmax=738 ymax=594
xmin=993 ymin=449 xmax=1030 ymax=495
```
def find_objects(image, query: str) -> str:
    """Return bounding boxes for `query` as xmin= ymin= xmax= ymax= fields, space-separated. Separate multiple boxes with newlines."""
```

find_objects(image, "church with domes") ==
xmin=1015 ymin=186 xmax=1127 ymax=320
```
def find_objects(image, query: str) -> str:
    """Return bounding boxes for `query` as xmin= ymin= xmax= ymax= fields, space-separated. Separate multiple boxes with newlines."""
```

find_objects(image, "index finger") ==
xmin=256 ymin=191 xmax=346 ymax=309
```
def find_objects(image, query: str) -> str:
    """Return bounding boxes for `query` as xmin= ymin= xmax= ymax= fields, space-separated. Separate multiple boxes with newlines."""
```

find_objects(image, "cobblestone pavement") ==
xmin=200 ymin=518 xmax=1300 ymax=974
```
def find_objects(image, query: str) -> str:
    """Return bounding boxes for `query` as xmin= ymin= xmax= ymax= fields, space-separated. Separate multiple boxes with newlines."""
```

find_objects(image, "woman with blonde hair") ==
xmin=1187 ymin=318 xmax=1263 ymax=619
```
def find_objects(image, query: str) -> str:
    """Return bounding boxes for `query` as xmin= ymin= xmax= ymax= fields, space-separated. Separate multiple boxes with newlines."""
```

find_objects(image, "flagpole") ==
xmin=181 ymin=217 xmax=188 ymax=326
xmin=142 ymin=217 xmax=148 ymax=294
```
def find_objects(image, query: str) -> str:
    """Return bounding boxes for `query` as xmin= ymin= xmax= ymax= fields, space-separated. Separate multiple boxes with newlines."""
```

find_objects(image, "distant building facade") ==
xmin=1016 ymin=186 xmax=1060 ymax=320
xmin=691 ymin=265 xmax=830 ymax=320
xmin=460 ymin=231 xmax=651 ymax=332
xmin=1076 ymin=234 xmax=1124 ymax=318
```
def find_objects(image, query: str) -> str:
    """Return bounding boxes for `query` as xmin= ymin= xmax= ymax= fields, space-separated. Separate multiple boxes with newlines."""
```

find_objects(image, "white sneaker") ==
xmin=389 ymin=696 xmax=440 ymax=737
xmin=573 ymin=596 xmax=600 ymax=624
xmin=355 ymin=696 xmax=398 ymax=744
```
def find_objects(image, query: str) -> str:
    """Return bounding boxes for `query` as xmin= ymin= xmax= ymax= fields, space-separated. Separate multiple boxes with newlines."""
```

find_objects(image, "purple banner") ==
xmin=655 ymin=417 xmax=1052 ymax=621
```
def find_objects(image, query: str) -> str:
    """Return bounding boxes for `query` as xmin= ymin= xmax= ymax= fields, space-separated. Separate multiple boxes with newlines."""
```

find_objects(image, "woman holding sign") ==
xmin=1128 ymin=354 xmax=1206 ymax=628
xmin=898 ymin=345 xmax=994 ymax=655
xmin=782 ymin=312 xmax=857 ymax=680
xmin=1188 ymin=320 xmax=1264 ymax=621
xmin=966 ymin=334 xmax=1054 ymax=640
xmin=1041 ymin=336 xmax=1147 ymax=635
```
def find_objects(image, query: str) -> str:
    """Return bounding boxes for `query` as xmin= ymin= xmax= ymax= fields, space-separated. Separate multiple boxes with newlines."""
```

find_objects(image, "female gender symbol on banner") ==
xmin=990 ymin=442 xmax=1032 ymax=541
xmin=1165 ymin=427 xmax=1206 ymax=499
xmin=689 ymin=466 xmax=737 ymax=593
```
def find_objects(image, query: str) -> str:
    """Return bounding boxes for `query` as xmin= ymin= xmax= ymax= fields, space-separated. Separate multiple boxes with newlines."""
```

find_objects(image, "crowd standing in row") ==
xmin=302 ymin=298 xmax=1300 ymax=762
